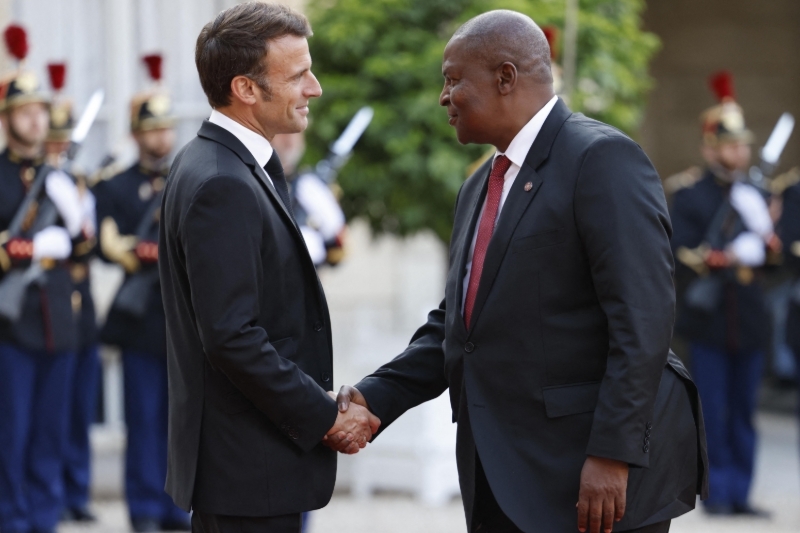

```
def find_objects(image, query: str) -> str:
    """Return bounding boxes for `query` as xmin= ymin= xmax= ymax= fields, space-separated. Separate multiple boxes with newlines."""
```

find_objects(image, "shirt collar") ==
xmin=208 ymin=109 xmax=274 ymax=168
xmin=494 ymin=95 xmax=559 ymax=171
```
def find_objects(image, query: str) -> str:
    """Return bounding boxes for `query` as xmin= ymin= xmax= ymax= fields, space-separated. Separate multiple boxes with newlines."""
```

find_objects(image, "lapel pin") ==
xmin=524 ymin=182 xmax=533 ymax=192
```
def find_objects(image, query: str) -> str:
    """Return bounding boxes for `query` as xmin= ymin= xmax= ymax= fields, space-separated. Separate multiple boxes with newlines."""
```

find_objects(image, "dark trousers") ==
xmin=123 ymin=349 xmax=187 ymax=523
xmin=0 ymin=343 xmax=76 ymax=533
xmin=63 ymin=344 xmax=101 ymax=510
xmin=192 ymin=511 xmax=301 ymax=533
xmin=472 ymin=455 xmax=670 ymax=533
xmin=691 ymin=342 xmax=762 ymax=507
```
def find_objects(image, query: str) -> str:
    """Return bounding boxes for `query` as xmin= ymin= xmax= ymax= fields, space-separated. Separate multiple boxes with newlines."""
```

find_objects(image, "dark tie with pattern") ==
xmin=463 ymin=155 xmax=512 ymax=329
xmin=264 ymin=151 xmax=295 ymax=219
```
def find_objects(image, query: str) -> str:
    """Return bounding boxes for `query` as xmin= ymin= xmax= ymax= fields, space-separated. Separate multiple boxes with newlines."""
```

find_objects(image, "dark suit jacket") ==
xmin=159 ymin=121 xmax=339 ymax=516
xmin=356 ymin=99 xmax=709 ymax=532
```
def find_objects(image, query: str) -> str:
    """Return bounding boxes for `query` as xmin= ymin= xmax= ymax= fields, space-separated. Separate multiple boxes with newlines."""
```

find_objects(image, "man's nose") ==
xmin=306 ymin=72 xmax=323 ymax=98
xmin=439 ymin=89 xmax=450 ymax=107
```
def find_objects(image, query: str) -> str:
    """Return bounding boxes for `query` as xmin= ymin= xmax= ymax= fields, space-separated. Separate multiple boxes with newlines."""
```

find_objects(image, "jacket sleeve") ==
xmin=355 ymin=299 xmax=450 ymax=436
xmin=181 ymin=175 xmax=338 ymax=452
xmin=574 ymin=135 xmax=675 ymax=468
xmin=92 ymin=181 xmax=140 ymax=272
xmin=354 ymin=183 xmax=469 ymax=434
xmin=781 ymin=185 xmax=800 ymax=276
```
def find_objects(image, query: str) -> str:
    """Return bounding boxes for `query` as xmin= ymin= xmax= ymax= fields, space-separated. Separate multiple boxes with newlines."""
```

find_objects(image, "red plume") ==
xmin=48 ymin=63 xmax=66 ymax=91
xmin=143 ymin=54 xmax=163 ymax=82
xmin=4 ymin=24 xmax=28 ymax=62
xmin=709 ymin=70 xmax=735 ymax=102
xmin=542 ymin=26 xmax=559 ymax=60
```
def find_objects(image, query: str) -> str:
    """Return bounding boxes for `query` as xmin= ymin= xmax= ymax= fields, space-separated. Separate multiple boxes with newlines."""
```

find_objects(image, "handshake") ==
xmin=322 ymin=386 xmax=380 ymax=455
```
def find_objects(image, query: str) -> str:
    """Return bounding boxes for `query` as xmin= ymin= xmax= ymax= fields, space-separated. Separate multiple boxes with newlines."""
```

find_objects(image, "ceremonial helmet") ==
xmin=542 ymin=26 xmax=563 ymax=95
xmin=46 ymin=62 xmax=74 ymax=142
xmin=0 ymin=24 xmax=48 ymax=113
xmin=700 ymin=71 xmax=754 ymax=146
xmin=130 ymin=54 xmax=175 ymax=132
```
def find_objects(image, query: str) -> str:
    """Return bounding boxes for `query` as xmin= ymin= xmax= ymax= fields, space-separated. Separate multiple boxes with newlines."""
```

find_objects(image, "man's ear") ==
xmin=497 ymin=62 xmax=518 ymax=96
xmin=230 ymin=75 xmax=258 ymax=106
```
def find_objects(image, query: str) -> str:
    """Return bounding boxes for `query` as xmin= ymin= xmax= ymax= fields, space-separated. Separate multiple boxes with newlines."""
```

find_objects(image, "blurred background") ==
xmin=0 ymin=0 xmax=798 ymax=532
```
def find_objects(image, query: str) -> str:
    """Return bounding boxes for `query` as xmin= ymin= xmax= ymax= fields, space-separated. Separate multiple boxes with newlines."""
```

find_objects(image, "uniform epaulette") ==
xmin=663 ymin=166 xmax=702 ymax=196
xmin=769 ymin=167 xmax=800 ymax=196
xmin=88 ymin=161 xmax=124 ymax=187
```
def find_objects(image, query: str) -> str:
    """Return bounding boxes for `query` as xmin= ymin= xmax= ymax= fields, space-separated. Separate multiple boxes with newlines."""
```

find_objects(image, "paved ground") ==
xmin=61 ymin=413 xmax=799 ymax=533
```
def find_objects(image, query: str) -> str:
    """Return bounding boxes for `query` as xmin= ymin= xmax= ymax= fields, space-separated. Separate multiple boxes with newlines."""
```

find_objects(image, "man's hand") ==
xmin=322 ymin=387 xmax=379 ymax=454
xmin=576 ymin=456 xmax=629 ymax=533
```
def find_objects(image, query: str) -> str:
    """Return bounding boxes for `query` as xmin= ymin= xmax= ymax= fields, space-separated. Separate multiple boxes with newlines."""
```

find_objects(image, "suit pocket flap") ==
xmin=542 ymin=381 xmax=601 ymax=418
xmin=512 ymin=228 xmax=565 ymax=252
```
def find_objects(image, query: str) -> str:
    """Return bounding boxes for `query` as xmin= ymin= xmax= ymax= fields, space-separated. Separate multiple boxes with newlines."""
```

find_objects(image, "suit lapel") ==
xmin=197 ymin=121 xmax=298 ymax=232
xmin=467 ymin=98 xmax=572 ymax=333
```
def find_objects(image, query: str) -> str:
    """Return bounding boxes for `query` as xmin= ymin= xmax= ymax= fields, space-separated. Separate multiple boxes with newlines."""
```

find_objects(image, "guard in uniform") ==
xmin=272 ymin=132 xmax=346 ymax=269
xmin=780 ymin=173 xmax=800 ymax=413
xmin=670 ymin=71 xmax=777 ymax=517
xmin=44 ymin=62 xmax=100 ymax=523
xmin=0 ymin=25 xmax=91 ymax=533
xmin=92 ymin=54 xmax=189 ymax=532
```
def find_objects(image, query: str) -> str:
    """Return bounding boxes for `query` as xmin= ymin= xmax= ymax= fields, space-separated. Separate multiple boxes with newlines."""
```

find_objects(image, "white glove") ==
xmin=45 ymin=170 xmax=83 ymax=237
xmin=32 ymin=226 xmax=73 ymax=261
xmin=295 ymin=174 xmax=345 ymax=241
xmin=81 ymin=189 xmax=97 ymax=238
xmin=728 ymin=231 xmax=766 ymax=267
xmin=730 ymin=182 xmax=773 ymax=238
xmin=300 ymin=225 xmax=327 ymax=266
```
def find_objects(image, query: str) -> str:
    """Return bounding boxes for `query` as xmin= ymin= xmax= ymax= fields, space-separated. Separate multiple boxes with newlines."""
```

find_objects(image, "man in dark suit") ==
xmin=333 ymin=10 xmax=707 ymax=533
xmin=159 ymin=4 xmax=378 ymax=533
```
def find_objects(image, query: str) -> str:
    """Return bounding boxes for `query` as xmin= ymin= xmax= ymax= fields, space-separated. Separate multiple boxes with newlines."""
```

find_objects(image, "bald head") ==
xmin=450 ymin=10 xmax=553 ymax=85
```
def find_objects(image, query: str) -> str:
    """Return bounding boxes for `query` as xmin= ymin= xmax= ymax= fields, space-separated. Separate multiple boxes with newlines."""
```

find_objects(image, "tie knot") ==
xmin=264 ymin=150 xmax=283 ymax=178
xmin=491 ymin=155 xmax=512 ymax=180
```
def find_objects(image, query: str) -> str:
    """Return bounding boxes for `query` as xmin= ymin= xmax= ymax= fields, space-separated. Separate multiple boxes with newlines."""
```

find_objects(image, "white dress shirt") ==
xmin=462 ymin=95 xmax=559 ymax=313
xmin=208 ymin=109 xmax=274 ymax=185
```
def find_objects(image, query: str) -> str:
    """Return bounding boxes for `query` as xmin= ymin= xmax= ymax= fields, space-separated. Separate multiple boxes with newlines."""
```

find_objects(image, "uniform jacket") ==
xmin=0 ymin=149 xmax=79 ymax=353
xmin=356 ymin=99 xmax=708 ymax=532
xmin=93 ymin=164 xmax=166 ymax=355
xmin=159 ymin=121 xmax=339 ymax=516
xmin=670 ymin=171 xmax=770 ymax=354
xmin=781 ymin=182 xmax=800 ymax=355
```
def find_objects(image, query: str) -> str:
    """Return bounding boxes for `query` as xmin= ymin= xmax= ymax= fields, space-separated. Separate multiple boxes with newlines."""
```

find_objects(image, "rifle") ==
xmin=313 ymin=106 xmax=373 ymax=184
xmin=749 ymin=112 xmax=795 ymax=188
xmin=0 ymin=90 xmax=105 ymax=322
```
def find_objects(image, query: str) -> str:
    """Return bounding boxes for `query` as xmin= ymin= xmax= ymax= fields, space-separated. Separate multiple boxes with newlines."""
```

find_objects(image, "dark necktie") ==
xmin=463 ymin=155 xmax=512 ymax=329
xmin=264 ymin=151 xmax=295 ymax=219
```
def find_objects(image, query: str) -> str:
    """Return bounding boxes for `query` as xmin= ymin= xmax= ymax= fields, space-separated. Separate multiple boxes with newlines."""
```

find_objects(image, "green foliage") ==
xmin=304 ymin=0 xmax=660 ymax=242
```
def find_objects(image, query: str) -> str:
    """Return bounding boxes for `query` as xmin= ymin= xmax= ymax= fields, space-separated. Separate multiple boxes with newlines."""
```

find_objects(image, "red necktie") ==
xmin=464 ymin=155 xmax=512 ymax=329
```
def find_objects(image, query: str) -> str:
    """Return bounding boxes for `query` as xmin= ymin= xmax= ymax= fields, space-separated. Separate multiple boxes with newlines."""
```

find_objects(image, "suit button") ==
xmin=643 ymin=444 xmax=649 ymax=453
xmin=321 ymin=372 xmax=331 ymax=383
xmin=464 ymin=342 xmax=475 ymax=353
xmin=314 ymin=321 xmax=323 ymax=332
xmin=646 ymin=422 xmax=653 ymax=430
xmin=645 ymin=429 xmax=651 ymax=437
